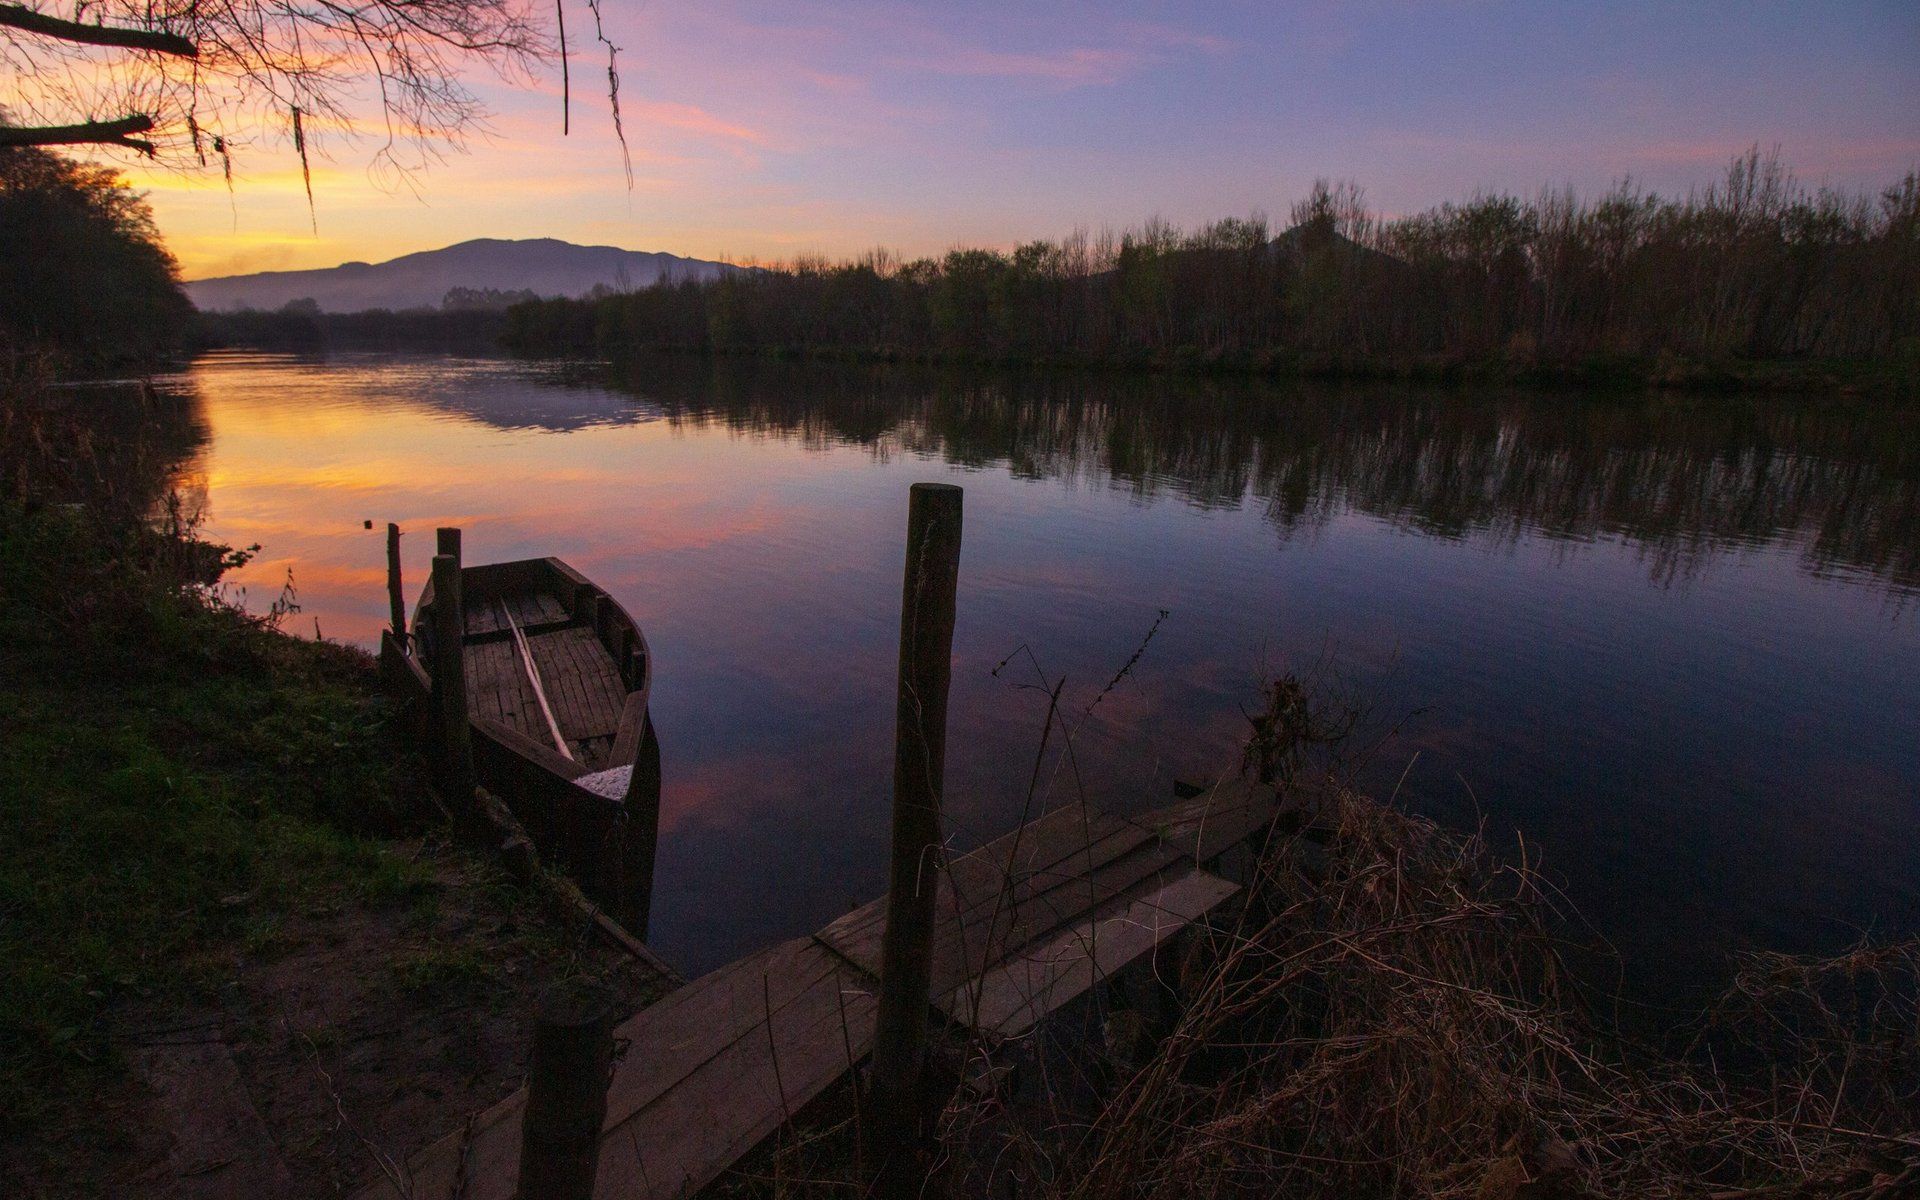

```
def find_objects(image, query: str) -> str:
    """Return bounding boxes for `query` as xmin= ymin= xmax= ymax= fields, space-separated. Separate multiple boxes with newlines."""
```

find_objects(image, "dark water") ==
xmin=153 ymin=351 xmax=1920 ymax=1010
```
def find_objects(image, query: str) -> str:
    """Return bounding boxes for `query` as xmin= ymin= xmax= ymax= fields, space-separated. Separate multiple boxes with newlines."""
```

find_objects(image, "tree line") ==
xmin=0 ymin=147 xmax=192 ymax=368
xmin=503 ymin=151 xmax=1920 ymax=377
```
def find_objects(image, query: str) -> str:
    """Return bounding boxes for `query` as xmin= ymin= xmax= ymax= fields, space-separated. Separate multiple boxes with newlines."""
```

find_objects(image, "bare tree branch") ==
xmin=0 ymin=113 xmax=155 ymax=153
xmin=0 ymin=4 xmax=197 ymax=58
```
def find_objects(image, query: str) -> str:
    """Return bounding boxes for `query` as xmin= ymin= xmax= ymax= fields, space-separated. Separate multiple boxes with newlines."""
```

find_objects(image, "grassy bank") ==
xmin=0 ymin=378 xmax=664 ymax=1194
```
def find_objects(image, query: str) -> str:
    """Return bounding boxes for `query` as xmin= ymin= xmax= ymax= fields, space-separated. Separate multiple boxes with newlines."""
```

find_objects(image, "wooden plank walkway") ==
xmin=356 ymin=781 xmax=1289 ymax=1200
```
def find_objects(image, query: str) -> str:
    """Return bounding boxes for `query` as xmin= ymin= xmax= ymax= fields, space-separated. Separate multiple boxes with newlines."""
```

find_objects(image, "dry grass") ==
xmin=723 ymin=781 xmax=1916 ymax=1200
xmin=1038 ymin=789 xmax=1916 ymax=1199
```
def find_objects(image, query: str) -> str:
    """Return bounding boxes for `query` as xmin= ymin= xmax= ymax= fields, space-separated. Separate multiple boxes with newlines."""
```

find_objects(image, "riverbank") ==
xmin=0 ymin=381 xmax=669 ymax=1196
xmin=187 ymin=305 xmax=1919 ymax=401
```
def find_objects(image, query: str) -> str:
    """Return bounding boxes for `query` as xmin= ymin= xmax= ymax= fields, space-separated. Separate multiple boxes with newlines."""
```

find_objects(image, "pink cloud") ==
xmin=624 ymin=99 xmax=769 ymax=146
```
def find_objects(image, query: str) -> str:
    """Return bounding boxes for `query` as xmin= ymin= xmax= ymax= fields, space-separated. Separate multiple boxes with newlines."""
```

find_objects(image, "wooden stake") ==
xmin=429 ymin=552 xmax=476 ymax=810
xmin=867 ymin=482 xmax=963 ymax=1177
xmin=385 ymin=523 xmax=405 ymax=647
xmin=436 ymin=525 xmax=461 ymax=562
xmin=516 ymin=981 xmax=616 ymax=1200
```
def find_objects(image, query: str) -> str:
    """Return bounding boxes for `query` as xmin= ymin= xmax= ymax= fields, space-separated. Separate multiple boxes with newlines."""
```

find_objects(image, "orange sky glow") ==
xmin=88 ymin=1 xmax=1920 ymax=282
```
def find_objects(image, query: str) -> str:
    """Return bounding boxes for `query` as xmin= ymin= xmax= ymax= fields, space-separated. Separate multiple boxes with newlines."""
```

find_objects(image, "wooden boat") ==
xmin=388 ymin=556 xmax=662 ymax=936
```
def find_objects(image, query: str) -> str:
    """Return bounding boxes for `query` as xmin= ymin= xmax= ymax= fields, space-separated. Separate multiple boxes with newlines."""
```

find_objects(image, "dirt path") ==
xmin=73 ymin=842 xmax=670 ymax=1198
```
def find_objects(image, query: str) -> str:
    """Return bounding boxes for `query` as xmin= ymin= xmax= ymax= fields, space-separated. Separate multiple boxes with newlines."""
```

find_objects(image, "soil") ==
xmin=54 ymin=841 xmax=672 ymax=1198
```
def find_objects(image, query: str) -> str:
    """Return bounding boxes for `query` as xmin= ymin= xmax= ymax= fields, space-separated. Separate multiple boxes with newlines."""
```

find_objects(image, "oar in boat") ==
xmin=498 ymin=597 xmax=573 ymax=761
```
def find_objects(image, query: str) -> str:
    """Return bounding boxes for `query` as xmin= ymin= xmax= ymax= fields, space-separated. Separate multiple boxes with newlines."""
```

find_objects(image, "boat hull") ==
xmin=388 ymin=556 xmax=661 ymax=937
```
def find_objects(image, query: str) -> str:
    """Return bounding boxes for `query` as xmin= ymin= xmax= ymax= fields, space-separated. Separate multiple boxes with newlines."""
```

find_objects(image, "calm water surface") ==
xmin=155 ymin=351 xmax=1920 ymax=1009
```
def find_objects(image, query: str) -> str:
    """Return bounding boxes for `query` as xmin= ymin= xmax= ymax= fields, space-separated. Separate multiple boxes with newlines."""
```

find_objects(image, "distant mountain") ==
xmin=184 ymin=238 xmax=744 ymax=313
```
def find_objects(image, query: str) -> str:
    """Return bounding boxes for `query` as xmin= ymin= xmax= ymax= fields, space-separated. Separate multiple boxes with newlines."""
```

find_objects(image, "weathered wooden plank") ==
xmin=462 ymin=638 xmax=504 ymax=726
xmin=545 ymin=628 xmax=608 ymax=737
xmin=532 ymin=587 xmax=569 ymax=625
xmin=463 ymin=613 xmax=578 ymax=645
xmin=510 ymin=588 xmax=567 ymax=629
xmin=1146 ymin=780 xmax=1290 ymax=864
xmin=530 ymin=627 xmax=624 ymax=743
xmin=577 ymin=735 xmax=612 ymax=771
xmin=933 ymin=837 xmax=1189 ymax=997
xmin=947 ymin=806 xmax=1144 ymax=907
xmin=362 ymin=942 xmax=825 ymax=1200
xmin=475 ymin=716 xmax=590 ymax=781
xmin=467 ymin=635 xmax=545 ymax=745
xmin=555 ymin=623 xmax=629 ymax=722
xmin=464 ymin=593 xmax=507 ymax=636
xmin=599 ymin=937 xmax=854 ymax=1128
xmin=352 ymin=937 xmax=875 ymax=1200
xmin=816 ymin=805 xmax=1159 ymax=983
xmin=500 ymin=601 xmax=573 ymax=760
xmin=489 ymin=637 xmax=528 ymax=728
xmin=528 ymin=632 xmax=594 ymax=749
xmin=815 ymin=804 xmax=1147 ymax=973
xmin=551 ymin=629 xmax=611 ymax=732
xmin=578 ymin=645 xmax=631 ymax=726
xmin=941 ymin=867 xmax=1240 ymax=1037
xmin=595 ymin=955 xmax=876 ymax=1200
xmin=608 ymin=695 xmax=647 ymax=767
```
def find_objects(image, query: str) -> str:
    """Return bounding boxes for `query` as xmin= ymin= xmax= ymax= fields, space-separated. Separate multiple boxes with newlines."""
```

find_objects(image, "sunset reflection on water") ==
xmin=157 ymin=351 xmax=1920 ymax=997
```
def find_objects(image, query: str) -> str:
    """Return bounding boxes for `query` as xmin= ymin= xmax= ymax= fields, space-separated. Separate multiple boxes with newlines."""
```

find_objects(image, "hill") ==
xmin=184 ymin=238 xmax=743 ymax=312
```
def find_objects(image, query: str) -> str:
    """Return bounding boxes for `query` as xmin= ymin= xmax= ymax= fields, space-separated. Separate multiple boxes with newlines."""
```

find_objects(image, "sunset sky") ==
xmin=125 ymin=0 xmax=1920 ymax=282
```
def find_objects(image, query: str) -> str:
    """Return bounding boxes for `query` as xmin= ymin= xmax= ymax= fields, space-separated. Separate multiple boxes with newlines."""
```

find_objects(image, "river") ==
xmin=154 ymin=350 xmax=1920 ymax=1009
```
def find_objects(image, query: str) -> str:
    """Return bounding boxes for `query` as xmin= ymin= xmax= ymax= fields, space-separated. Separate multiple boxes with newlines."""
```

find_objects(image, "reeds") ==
xmin=1031 ymin=788 xmax=1916 ymax=1198
xmin=717 ymin=776 xmax=1916 ymax=1198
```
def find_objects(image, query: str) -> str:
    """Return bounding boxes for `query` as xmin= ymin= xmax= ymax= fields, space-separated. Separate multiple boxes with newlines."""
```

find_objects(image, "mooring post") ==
xmin=428 ymin=551 xmax=476 ymax=810
xmin=436 ymin=525 xmax=461 ymax=563
xmin=867 ymin=482 xmax=963 ymax=1178
xmin=385 ymin=523 xmax=406 ymax=646
xmin=517 ymin=981 xmax=617 ymax=1200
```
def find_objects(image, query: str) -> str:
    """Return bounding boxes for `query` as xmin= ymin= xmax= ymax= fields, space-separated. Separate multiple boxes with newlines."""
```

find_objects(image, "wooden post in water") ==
xmin=385 ymin=523 xmax=406 ymax=646
xmin=436 ymin=525 xmax=461 ymax=563
xmin=429 ymin=551 xmax=476 ymax=809
xmin=867 ymin=482 xmax=963 ymax=1178
xmin=516 ymin=981 xmax=616 ymax=1200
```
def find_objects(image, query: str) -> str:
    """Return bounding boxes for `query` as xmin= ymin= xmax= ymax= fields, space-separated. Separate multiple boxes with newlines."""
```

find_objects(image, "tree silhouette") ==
xmin=0 ymin=0 xmax=577 ymax=177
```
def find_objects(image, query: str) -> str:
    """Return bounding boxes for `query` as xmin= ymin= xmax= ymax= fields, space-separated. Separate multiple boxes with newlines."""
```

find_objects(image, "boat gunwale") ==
xmin=409 ymin=555 xmax=653 ymax=775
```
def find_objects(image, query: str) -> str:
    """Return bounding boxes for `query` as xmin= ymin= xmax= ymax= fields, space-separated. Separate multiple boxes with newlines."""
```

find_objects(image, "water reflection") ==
xmin=150 ymin=352 xmax=1919 ymax=1007
xmin=590 ymin=359 xmax=1920 ymax=593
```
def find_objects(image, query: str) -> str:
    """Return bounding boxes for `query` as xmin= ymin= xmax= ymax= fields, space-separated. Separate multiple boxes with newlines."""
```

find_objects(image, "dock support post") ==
xmin=429 ymin=551 xmax=476 ymax=811
xmin=867 ymin=482 xmax=963 ymax=1180
xmin=385 ymin=523 xmax=405 ymax=646
xmin=436 ymin=525 xmax=461 ymax=562
xmin=517 ymin=981 xmax=616 ymax=1200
